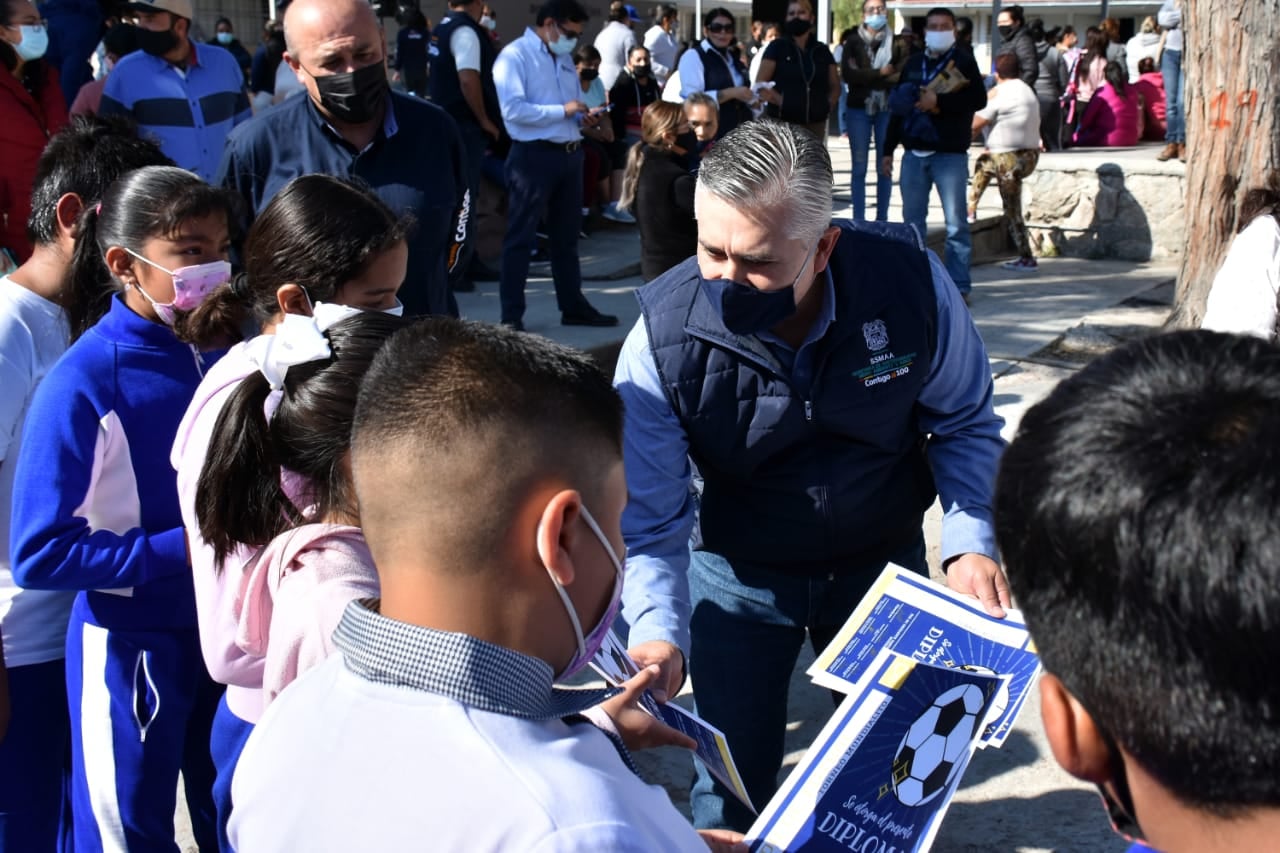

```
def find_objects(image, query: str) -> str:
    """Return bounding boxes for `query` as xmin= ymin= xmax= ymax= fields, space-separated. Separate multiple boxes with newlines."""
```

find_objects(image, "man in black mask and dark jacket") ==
xmin=215 ymin=0 xmax=469 ymax=318
xmin=995 ymin=4 xmax=1037 ymax=88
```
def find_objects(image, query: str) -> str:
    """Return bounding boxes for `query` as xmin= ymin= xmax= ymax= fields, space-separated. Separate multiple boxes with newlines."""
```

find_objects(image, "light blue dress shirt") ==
xmin=613 ymin=251 xmax=1005 ymax=655
xmin=494 ymin=27 xmax=584 ymax=143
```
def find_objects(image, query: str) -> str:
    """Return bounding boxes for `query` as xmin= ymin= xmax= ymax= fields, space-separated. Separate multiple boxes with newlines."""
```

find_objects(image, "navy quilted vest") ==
xmin=636 ymin=220 xmax=939 ymax=575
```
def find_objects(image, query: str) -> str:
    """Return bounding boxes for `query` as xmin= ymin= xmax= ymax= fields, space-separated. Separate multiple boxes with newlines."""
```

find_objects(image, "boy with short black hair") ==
xmin=230 ymin=318 xmax=738 ymax=851
xmin=995 ymin=330 xmax=1280 ymax=853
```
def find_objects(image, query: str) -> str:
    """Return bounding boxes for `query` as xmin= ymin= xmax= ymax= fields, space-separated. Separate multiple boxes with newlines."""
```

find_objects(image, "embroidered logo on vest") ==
xmin=863 ymin=319 xmax=890 ymax=351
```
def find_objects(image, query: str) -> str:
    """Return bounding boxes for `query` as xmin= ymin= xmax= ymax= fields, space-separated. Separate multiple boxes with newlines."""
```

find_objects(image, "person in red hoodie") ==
xmin=1 ymin=0 xmax=69 ymax=267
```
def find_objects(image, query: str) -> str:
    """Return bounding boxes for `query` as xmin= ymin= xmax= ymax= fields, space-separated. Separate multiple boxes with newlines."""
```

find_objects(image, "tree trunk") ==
xmin=1167 ymin=0 xmax=1280 ymax=328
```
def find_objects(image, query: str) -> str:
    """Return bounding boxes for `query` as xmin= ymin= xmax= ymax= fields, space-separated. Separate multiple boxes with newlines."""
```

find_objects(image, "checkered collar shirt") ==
xmin=333 ymin=599 xmax=617 ymax=720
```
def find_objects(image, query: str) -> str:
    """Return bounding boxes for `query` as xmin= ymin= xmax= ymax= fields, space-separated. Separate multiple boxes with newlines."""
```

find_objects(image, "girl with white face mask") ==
xmin=0 ymin=0 xmax=68 ymax=266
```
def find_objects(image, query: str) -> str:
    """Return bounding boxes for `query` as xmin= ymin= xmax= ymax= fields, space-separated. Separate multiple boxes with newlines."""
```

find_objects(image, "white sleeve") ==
xmin=450 ymin=26 xmax=482 ymax=73
xmin=1202 ymin=217 xmax=1280 ymax=340
xmin=678 ymin=49 xmax=709 ymax=100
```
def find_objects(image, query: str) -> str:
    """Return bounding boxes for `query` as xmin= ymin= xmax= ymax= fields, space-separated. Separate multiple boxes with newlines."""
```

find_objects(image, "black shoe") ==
xmin=501 ymin=319 xmax=525 ymax=331
xmin=451 ymin=279 xmax=476 ymax=293
xmin=469 ymin=261 xmax=500 ymax=281
xmin=561 ymin=309 xmax=619 ymax=327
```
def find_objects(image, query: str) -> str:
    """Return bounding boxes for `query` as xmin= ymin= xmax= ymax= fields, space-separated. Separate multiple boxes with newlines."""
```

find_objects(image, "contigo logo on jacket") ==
xmin=856 ymin=319 xmax=915 ymax=387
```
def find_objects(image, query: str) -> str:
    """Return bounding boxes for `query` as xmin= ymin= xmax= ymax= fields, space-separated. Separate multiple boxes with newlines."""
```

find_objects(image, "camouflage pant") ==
xmin=969 ymin=149 xmax=1040 ymax=259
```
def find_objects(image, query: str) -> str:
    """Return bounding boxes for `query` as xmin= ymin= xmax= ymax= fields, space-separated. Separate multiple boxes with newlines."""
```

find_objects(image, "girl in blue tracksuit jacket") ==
xmin=9 ymin=166 xmax=237 ymax=852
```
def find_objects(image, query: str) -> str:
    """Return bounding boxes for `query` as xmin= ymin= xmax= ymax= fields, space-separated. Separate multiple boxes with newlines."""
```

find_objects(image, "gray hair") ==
xmin=696 ymin=120 xmax=833 ymax=242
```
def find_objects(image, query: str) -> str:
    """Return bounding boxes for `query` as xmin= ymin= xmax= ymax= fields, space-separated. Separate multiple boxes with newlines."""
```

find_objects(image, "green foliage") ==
xmin=832 ymin=0 xmax=860 ymax=40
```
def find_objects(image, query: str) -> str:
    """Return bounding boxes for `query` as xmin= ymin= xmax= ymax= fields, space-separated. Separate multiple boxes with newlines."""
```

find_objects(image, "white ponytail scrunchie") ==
xmin=245 ymin=302 xmax=364 ymax=391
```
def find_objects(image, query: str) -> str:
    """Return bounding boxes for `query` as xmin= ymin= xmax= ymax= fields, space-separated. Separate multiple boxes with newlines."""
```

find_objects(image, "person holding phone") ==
xmin=493 ymin=0 xmax=620 ymax=330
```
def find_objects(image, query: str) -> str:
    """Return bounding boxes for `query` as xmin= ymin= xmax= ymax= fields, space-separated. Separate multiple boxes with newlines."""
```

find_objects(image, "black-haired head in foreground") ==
xmin=996 ymin=330 xmax=1280 ymax=838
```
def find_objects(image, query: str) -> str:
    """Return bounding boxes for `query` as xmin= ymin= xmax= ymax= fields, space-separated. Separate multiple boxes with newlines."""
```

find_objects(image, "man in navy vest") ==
xmin=613 ymin=120 xmax=1009 ymax=832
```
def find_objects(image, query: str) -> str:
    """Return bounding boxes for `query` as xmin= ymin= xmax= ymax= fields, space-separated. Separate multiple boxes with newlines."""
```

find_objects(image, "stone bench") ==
xmin=1022 ymin=145 xmax=1186 ymax=262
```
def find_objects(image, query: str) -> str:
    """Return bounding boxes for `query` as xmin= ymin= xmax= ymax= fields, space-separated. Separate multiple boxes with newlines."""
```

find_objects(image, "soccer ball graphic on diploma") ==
xmin=889 ymin=683 xmax=986 ymax=807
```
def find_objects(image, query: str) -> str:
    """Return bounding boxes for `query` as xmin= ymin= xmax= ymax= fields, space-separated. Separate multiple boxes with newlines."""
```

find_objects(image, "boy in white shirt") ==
xmin=230 ymin=318 xmax=745 ymax=852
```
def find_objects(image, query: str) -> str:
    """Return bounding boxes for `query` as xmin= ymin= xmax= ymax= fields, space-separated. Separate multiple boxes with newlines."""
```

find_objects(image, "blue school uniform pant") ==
xmin=64 ymin=595 xmax=222 ymax=852
xmin=0 ymin=658 xmax=72 ymax=852
xmin=209 ymin=694 xmax=254 ymax=853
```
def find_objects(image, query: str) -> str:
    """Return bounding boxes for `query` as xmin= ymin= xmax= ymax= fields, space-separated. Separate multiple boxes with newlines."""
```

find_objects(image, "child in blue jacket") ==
xmin=9 ymin=165 xmax=237 ymax=852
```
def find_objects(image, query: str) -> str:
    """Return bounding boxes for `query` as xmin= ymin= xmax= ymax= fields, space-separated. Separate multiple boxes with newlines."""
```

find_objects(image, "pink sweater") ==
xmin=171 ymin=340 xmax=302 ymax=723
xmin=237 ymin=523 xmax=378 ymax=706
xmin=1073 ymin=82 xmax=1141 ymax=148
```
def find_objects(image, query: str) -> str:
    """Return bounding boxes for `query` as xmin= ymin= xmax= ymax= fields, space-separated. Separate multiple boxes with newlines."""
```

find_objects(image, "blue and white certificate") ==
xmin=591 ymin=630 xmax=755 ymax=812
xmin=748 ymin=650 xmax=1001 ymax=852
xmin=807 ymin=564 xmax=1041 ymax=747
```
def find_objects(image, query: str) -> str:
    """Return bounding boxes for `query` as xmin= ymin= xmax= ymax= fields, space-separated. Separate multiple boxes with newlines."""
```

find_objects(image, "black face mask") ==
xmin=631 ymin=64 xmax=650 ymax=77
xmin=675 ymin=130 xmax=699 ymax=155
xmin=579 ymin=67 xmax=599 ymax=81
xmin=312 ymin=61 xmax=388 ymax=124
xmin=783 ymin=18 xmax=812 ymax=37
xmin=998 ymin=24 xmax=1016 ymax=39
xmin=137 ymin=25 xmax=180 ymax=57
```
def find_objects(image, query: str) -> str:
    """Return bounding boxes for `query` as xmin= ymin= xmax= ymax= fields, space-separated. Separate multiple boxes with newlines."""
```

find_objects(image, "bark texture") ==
xmin=1168 ymin=0 xmax=1280 ymax=327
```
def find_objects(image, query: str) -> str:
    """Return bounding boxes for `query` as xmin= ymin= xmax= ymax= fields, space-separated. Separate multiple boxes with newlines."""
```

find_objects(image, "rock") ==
xmin=1024 ymin=156 xmax=1185 ymax=262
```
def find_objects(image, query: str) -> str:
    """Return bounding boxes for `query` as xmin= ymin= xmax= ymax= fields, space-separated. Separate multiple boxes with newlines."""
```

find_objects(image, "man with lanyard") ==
xmin=493 ymin=0 xmax=620 ymax=332
xmin=100 ymin=0 xmax=249 ymax=182
xmin=614 ymin=119 xmax=1008 ymax=833
xmin=880 ymin=6 xmax=985 ymax=299
xmin=643 ymin=4 xmax=679 ymax=86
xmin=216 ymin=0 xmax=468 ymax=318
xmin=676 ymin=8 xmax=755 ymax=140
xmin=429 ymin=0 xmax=503 ymax=294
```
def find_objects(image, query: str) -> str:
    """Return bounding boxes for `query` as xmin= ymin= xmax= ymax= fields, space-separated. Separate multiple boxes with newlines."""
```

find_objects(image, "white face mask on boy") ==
xmin=543 ymin=504 xmax=625 ymax=681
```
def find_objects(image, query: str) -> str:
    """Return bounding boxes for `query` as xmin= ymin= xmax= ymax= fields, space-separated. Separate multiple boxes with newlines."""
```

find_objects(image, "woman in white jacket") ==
xmin=1201 ymin=173 xmax=1280 ymax=340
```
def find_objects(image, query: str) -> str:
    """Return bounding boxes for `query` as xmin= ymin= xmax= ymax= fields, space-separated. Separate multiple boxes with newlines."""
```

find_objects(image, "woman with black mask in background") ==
xmin=754 ymin=0 xmax=839 ymax=139
xmin=618 ymin=102 xmax=698 ymax=280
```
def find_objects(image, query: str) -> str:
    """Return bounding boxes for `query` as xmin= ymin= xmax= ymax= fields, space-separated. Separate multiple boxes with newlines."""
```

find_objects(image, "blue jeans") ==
xmin=1161 ymin=49 xmax=1185 ymax=144
xmin=900 ymin=151 xmax=972 ymax=292
xmin=687 ymin=536 xmax=928 ymax=832
xmin=500 ymin=141 xmax=593 ymax=324
xmin=844 ymin=106 xmax=891 ymax=221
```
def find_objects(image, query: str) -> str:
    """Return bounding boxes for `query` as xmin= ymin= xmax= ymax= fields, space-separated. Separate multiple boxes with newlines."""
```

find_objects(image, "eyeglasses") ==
xmin=706 ymin=21 xmax=734 ymax=34
xmin=864 ymin=6 xmax=886 ymax=13
xmin=555 ymin=20 xmax=583 ymax=39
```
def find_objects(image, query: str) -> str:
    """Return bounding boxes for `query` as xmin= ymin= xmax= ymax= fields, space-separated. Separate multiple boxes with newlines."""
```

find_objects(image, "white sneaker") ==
xmin=602 ymin=203 xmax=636 ymax=224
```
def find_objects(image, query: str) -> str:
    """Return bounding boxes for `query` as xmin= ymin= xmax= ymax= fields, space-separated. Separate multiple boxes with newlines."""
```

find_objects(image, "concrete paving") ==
xmin=176 ymin=137 xmax=1179 ymax=851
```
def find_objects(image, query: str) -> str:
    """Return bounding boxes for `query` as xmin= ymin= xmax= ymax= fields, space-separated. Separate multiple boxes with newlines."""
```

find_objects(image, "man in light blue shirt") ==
xmin=493 ymin=0 xmax=619 ymax=331
xmin=613 ymin=120 xmax=1009 ymax=832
